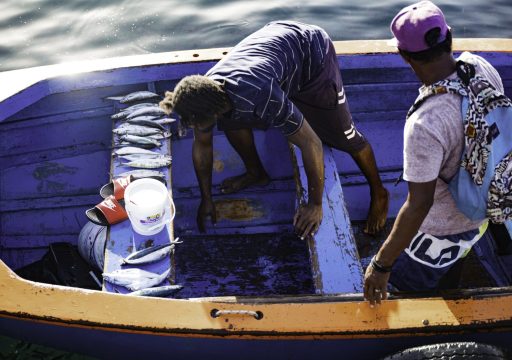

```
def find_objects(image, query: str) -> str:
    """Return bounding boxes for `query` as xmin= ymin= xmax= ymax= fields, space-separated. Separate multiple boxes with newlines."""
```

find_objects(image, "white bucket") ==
xmin=124 ymin=178 xmax=175 ymax=236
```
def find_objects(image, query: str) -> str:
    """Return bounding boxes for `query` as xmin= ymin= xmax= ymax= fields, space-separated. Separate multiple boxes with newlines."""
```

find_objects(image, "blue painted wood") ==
xmin=103 ymin=221 xmax=174 ymax=294
xmin=1 ymin=152 xmax=111 ymax=200
xmin=103 ymin=113 xmax=175 ymax=294
xmin=171 ymin=129 xmax=293 ymax=190
xmin=174 ymin=191 xmax=295 ymax=235
xmin=170 ymin=128 xmax=297 ymax=237
xmin=293 ymin=144 xmax=363 ymax=294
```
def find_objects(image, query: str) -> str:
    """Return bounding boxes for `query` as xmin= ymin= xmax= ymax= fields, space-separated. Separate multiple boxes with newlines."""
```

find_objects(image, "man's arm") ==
xmin=363 ymin=179 xmax=436 ymax=306
xmin=287 ymin=119 xmax=324 ymax=239
xmin=192 ymin=128 xmax=217 ymax=232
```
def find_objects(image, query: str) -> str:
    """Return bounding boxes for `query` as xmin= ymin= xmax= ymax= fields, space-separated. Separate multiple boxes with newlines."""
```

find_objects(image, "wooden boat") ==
xmin=1 ymin=39 xmax=512 ymax=359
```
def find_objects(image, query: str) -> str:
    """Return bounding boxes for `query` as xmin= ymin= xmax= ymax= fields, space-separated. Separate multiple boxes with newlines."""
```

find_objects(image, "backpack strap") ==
xmin=456 ymin=60 xmax=476 ymax=86
xmin=406 ymin=78 xmax=467 ymax=119
xmin=407 ymin=60 xmax=512 ymax=186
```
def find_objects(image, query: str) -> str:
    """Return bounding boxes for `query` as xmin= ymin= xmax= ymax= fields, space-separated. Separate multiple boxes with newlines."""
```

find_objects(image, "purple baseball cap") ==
xmin=389 ymin=1 xmax=450 ymax=52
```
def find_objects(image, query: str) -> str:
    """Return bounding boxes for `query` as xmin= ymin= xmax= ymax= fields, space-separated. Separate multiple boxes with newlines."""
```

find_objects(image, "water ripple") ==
xmin=0 ymin=0 xmax=511 ymax=71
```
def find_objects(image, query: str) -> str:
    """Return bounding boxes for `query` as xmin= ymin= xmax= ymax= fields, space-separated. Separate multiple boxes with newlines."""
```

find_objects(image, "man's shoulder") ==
xmin=411 ymin=90 xmax=461 ymax=127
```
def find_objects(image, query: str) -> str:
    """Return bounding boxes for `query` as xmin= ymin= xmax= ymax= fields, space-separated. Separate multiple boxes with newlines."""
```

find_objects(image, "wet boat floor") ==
xmin=173 ymin=232 xmax=315 ymax=298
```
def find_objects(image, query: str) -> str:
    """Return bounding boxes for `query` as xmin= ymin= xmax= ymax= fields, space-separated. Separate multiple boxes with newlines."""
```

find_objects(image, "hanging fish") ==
xmin=128 ymin=285 xmax=183 ymax=297
xmin=107 ymin=91 xmax=161 ymax=104
xmin=122 ymin=238 xmax=181 ymax=265
xmin=102 ymin=268 xmax=170 ymax=291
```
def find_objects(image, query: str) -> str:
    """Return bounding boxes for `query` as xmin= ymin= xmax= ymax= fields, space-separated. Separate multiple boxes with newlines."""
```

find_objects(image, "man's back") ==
xmin=403 ymin=52 xmax=504 ymax=236
xmin=206 ymin=21 xmax=332 ymax=133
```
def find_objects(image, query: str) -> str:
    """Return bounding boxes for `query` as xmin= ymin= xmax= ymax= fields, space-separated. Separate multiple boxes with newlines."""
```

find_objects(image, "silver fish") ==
xmin=111 ymin=103 xmax=158 ymax=119
xmin=125 ymin=118 xmax=166 ymax=131
xmin=126 ymin=106 xmax=167 ymax=119
xmin=119 ymin=135 xmax=161 ymax=147
xmin=119 ymin=154 xmax=171 ymax=162
xmin=113 ymin=125 xmax=162 ymax=137
xmin=115 ymin=141 xmax=157 ymax=149
xmin=113 ymin=147 xmax=159 ymax=156
xmin=123 ymin=157 xmax=172 ymax=169
xmin=155 ymin=118 xmax=177 ymax=125
xmin=115 ymin=169 xmax=165 ymax=179
xmin=146 ymin=132 xmax=171 ymax=140
xmin=122 ymin=238 xmax=181 ymax=265
xmin=128 ymin=285 xmax=183 ymax=297
xmin=102 ymin=268 xmax=170 ymax=291
xmin=107 ymin=91 xmax=161 ymax=104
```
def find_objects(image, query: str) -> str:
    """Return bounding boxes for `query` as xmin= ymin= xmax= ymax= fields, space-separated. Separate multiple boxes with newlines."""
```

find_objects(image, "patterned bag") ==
xmin=407 ymin=60 xmax=512 ymax=223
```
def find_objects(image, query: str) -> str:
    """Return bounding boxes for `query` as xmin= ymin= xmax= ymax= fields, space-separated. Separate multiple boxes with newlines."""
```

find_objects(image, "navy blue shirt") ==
xmin=206 ymin=21 xmax=331 ymax=136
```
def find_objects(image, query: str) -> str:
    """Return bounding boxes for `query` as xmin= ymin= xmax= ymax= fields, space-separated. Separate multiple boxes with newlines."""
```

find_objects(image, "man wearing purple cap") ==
xmin=364 ymin=1 xmax=504 ymax=305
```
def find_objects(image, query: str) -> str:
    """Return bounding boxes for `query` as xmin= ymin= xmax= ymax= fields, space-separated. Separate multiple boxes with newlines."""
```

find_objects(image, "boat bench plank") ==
xmin=293 ymin=145 xmax=363 ymax=294
xmin=171 ymin=129 xmax=296 ymax=235
xmin=102 ymin=115 xmax=175 ymax=294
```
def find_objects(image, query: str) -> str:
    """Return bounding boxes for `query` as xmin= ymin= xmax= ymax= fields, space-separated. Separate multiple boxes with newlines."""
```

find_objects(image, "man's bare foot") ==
xmin=364 ymin=187 xmax=389 ymax=235
xmin=220 ymin=172 xmax=270 ymax=194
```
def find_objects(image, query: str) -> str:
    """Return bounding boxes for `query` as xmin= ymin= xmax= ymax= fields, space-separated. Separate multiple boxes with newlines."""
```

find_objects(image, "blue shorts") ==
xmin=389 ymin=221 xmax=488 ymax=291
xmin=291 ymin=42 xmax=367 ymax=153
xmin=219 ymin=41 xmax=367 ymax=154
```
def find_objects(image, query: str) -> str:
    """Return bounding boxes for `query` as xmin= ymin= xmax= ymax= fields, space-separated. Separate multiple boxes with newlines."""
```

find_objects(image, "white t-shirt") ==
xmin=403 ymin=52 xmax=504 ymax=236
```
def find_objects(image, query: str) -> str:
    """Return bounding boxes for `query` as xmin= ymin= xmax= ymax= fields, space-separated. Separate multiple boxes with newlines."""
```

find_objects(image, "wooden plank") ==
xmin=102 ymin=221 xmax=174 ymax=294
xmin=292 ymin=145 xmax=363 ymax=294
xmin=0 ymin=206 xmax=90 ymax=237
xmin=0 ymin=151 xmax=111 ymax=200
xmin=170 ymin=128 xmax=297 ymax=235
xmin=170 ymin=129 xmax=294 ymax=189
xmin=174 ymin=191 xmax=295 ymax=235
xmin=102 ymin=104 xmax=176 ymax=294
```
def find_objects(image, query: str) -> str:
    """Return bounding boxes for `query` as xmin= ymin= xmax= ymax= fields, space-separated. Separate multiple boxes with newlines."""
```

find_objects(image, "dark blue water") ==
xmin=1 ymin=0 xmax=511 ymax=71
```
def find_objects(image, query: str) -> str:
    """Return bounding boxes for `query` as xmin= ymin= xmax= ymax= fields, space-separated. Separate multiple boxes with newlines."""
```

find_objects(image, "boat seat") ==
xmin=292 ymin=145 xmax=364 ymax=294
xmin=102 ymin=128 xmax=176 ymax=294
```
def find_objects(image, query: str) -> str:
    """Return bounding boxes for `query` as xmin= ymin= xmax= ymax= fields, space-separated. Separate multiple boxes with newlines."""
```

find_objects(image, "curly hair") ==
xmin=159 ymin=75 xmax=230 ymax=127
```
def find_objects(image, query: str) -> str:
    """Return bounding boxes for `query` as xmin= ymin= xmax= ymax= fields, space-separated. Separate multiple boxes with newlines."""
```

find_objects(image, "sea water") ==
xmin=0 ymin=0 xmax=511 ymax=71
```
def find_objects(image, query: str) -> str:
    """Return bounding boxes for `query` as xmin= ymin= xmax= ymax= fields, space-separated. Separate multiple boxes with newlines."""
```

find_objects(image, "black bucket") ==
xmin=78 ymin=221 xmax=107 ymax=271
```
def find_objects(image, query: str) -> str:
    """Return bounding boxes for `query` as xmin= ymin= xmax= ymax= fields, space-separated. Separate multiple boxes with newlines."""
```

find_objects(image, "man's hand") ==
xmin=293 ymin=203 xmax=322 ymax=239
xmin=363 ymin=264 xmax=390 ymax=306
xmin=197 ymin=197 xmax=216 ymax=233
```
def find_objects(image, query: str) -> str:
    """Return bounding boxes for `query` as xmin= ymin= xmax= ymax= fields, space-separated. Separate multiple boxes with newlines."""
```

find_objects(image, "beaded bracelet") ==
xmin=370 ymin=256 xmax=393 ymax=273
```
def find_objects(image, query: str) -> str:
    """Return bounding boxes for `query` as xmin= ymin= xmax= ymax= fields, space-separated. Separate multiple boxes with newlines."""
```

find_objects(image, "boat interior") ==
xmin=1 ymin=48 xmax=511 ymax=299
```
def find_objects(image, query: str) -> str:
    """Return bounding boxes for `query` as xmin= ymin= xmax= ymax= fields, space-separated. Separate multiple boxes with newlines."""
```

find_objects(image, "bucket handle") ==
xmin=144 ymin=192 xmax=176 ymax=232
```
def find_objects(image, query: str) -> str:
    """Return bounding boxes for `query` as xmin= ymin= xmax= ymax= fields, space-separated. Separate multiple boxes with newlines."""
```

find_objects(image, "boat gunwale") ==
xmin=2 ymin=260 xmax=512 ymax=334
xmin=0 ymin=38 xmax=511 ymax=105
